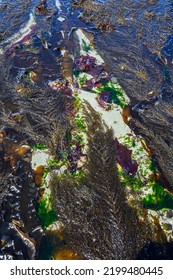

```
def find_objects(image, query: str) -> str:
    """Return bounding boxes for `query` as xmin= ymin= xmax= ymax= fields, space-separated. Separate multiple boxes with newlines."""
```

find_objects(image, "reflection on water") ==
xmin=0 ymin=0 xmax=87 ymax=83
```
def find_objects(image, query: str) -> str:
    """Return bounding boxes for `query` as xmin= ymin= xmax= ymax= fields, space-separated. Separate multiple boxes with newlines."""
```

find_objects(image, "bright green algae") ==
xmin=143 ymin=182 xmax=173 ymax=210
xmin=37 ymin=197 xmax=57 ymax=229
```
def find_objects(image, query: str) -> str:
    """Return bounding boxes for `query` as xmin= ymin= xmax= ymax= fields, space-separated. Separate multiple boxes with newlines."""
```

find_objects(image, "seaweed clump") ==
xmin=73 ymin=0 xmax=114 ymax=32
xmin=52 ymin=102 xmax=152 ymax=259
xmin=0 ymin=58 xmax=71 ymax=154
xmin=143 ymin=182 xmax=173 ymax=211
xmin=0 ymin=57 xmax=72 ymax=259
xmin=73 ymin=0 xmax=173 ymax=192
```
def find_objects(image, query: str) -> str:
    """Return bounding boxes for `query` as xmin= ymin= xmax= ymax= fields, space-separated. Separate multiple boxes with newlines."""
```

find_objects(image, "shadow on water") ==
xmin=137 ymin=240 xmax=173 ymax=260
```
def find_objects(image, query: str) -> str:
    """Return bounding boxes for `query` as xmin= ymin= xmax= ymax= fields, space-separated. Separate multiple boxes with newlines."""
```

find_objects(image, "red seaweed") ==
xmin=87 ymin=65 xmax=104 ymax=78
xmin=75 ymin=54 xmax=105 ymax=78
xmin=75 ymin=54 xmax=97 ymax=71
xmin=96 ymin=97 xmax=111 ymax=110
xmin=100 ymin=90 xmax=111 ymax=103
xmin=83 ymin=78 xmax=95 ymax=90
xmin=67 ymin=144 xmax=85 ymax=173
xmin=115 ymin=138 xmax=138 ymax=177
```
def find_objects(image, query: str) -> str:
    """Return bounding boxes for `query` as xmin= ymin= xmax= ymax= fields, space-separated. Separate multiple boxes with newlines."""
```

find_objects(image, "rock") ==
xmin=166 ymin=210 xmax=173 ymax=218
xmin=80 ymin=0 xmax=173 ymax=191
xmin=162 ymin=223 xmax=172 ymax=231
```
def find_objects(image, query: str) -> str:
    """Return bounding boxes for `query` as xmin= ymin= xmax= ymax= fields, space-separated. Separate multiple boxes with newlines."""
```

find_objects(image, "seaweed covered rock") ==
xmin=52 ymin=103 xmax=152 ymax=259
xmin=74 ymin=0 xmax=173 ymax=191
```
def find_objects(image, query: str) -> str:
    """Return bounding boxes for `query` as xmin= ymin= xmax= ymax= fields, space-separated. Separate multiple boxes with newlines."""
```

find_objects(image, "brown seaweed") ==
xmin=61 ymin=52 xmax=74 ymax=83
xmin=0 ymin=131 xmax=44 ymax=259
xmin=52 ymin=102 xmax=151 ymax=259
xmin=0 ymin=58 xmax=71 ymax=154
xmin=0 ymin=57 xmax=72 ymax=259
xmin=74 ymin=0 xmax=173 ymax=191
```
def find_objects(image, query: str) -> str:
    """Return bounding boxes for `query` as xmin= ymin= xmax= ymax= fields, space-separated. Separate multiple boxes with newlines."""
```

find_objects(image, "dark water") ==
xmin=0 ymin=0 xmax=90 ymax=83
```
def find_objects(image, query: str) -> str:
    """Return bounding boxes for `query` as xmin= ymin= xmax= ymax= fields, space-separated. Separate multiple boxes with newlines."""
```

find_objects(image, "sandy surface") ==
xmin=31 ymin=149 xmax=50 ymax=169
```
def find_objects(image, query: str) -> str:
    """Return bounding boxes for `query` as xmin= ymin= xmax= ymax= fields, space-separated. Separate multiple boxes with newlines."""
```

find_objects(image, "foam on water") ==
xmin=55 ymin=0 xmax=62 ymax=12
xmin=4 ymin=12 xmax=36 ymax=47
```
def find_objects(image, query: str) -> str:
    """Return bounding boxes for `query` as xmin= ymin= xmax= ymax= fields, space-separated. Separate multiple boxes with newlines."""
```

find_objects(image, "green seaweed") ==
xmin=82 ymin=39 xmax=91 ymax=52
xmin=119 ymin=170 xmax=143 ymax=190
xmin=70 ymin=169 xmax=85 ymax=179
xmin=75 ymin=115 xmax=87 ymax=131
xmin=31 ymin=143 xmax=47 ymax=150
xmin=78 ymin=74 xmax=87 ymax=87
xmin=57 ymin=150 xmax=69 ymax=160
xmin=73 ymin=133 xmax=84 ymax=143
xmin=93 ymin=81 xmax=127 ymax=108
xmin=143 ymin=182 xmax=173 ymax=210
xmin=38 ymin=236 xmax=54 ymax=260
xmin=37 ymin=197 xmax=58 ymax=229
xmin=119 ymin=135 xmax=136 ymax=149
xmin=73 ymin=95 xmax=83 ymax=111
xmin=48 ymin=158 xmax=60 ymax=167
xmin=148 ymin=157 xmax=158 ymax=173
xmin=73 ymin=69 xmax=81 ymax=77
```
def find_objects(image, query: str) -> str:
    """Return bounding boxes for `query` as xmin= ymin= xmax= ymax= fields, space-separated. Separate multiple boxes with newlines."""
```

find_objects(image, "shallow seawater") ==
xmin=0 ymin=0 xmax=88 ymax=82
xmin=1 ymin=0 xmax=173 ymax=260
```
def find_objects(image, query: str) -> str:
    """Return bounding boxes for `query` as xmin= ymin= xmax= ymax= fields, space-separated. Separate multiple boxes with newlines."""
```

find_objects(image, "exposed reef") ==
xmin=51 ymin=102 xmax=161 ymax=260
xmin=73 ymin=0 xmax=173 ymax=192
xmin=1 ymin=0 xmax=173 ymax=260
